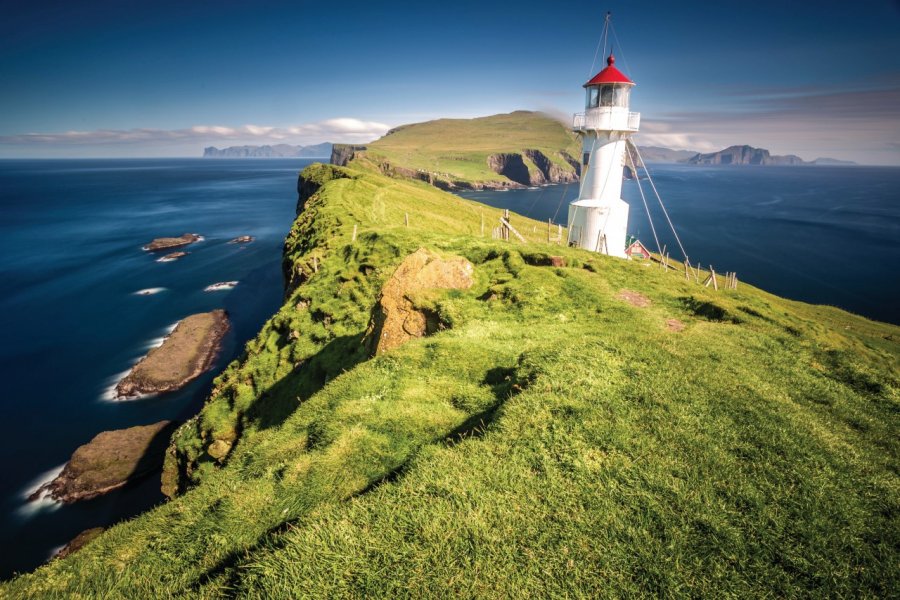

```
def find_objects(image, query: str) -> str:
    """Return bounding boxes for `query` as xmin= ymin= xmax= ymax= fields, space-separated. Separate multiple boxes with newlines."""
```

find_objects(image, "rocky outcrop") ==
xmin=372 ymin=158 xmax=516 ymax=191
xmin=330 ymin=144 xmax=368 ymax=167
xmin=115 ymin=310 xmax=230 ymax=398
xmin=366 ymin=248 xmax=475 ymax=354
xmin=55 ymin=528 xmax=105 ymax=559
xmin=487 ymin=150 xmax=579 ymax=186
xmin=229 ymin=235 xmax=254 ymax=244
xmin=144 ymin=234 xmax=201 ymax=252
xmin=487 ymin=153 xmax=532 ymax=186
xmin=161 ymin=251 xmax=187 ymax=261
xmin=30 ymin=421 xmax=176 ymax=503
xmin=524 ymin=149 xmax=579 ymax=184
xmin=688 ymin=145 xmax=772 ymax=165
xmin=686 ymin=145 xmax=847 ymax=166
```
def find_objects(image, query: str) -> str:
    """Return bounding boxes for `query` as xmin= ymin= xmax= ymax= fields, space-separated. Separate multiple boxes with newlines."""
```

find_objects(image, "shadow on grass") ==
xmin=186 ymin=360 xmax=530 ymax=594
xmin=247 ymin=332 xmax=369 ymax=431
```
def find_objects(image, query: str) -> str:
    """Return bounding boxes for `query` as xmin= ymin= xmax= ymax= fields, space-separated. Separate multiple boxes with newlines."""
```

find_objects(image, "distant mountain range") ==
xmin=639 ymin=144 xmax=855 ymax=166
xmin=202 ymin=142 xmax=332 ymax=158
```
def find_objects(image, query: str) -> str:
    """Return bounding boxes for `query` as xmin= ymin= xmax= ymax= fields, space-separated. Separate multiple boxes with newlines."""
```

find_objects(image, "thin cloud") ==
xmin=642 ymin=86 xmax=900 ymax=164
xmin=0 ymin=118 xmax=392 ymax=146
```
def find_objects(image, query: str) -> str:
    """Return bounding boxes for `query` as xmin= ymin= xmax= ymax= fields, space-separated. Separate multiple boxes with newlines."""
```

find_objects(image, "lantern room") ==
xmin=583 ymin=54 xmax=634 ymax=109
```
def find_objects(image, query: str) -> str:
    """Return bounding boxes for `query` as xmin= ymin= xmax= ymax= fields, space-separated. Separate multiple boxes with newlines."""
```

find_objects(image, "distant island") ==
xmin=202 ymin=142 xmax=332 ymax=158
xmin=643 ymin=144 xmax=856 ymax=166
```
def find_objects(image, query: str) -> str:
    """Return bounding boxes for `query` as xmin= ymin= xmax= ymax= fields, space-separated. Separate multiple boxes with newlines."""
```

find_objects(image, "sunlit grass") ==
xmin=4 ymin=163 xmax=897 ymax=598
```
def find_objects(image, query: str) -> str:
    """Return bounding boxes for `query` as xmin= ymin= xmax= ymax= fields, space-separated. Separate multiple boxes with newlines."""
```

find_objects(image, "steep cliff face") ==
xmin=688 ymin=145 xmax=813 ymax=166
xmin=486 ymin=153 xmax=533 ymax=186
xmin=523 ymin=149 xmax=580 ymax=184
xmin=330 ymin=144 xmax=367 ymax=167
xmin=689 ymin=145 xmax=772 ymax=165
xmin=485 ymin=150 xmax=580 ymax=187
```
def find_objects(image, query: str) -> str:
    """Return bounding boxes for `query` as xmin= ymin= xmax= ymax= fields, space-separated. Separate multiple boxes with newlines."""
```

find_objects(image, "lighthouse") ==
xmin=567 ymin=53 xmax=640 ymax=258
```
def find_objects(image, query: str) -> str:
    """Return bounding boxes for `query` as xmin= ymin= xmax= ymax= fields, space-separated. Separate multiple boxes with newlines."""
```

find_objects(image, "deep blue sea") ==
xmin=0 ymin=158 xmax=317 ymax=578
xmin=0 ymin=160 xmax=898 ymax=579
xmin=460 ymin=164 xmax=900 ymax=325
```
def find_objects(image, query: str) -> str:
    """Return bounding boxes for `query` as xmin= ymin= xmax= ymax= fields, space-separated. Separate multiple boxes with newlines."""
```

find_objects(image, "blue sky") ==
xmin=1 ymin=0 xmax=898 ymax=163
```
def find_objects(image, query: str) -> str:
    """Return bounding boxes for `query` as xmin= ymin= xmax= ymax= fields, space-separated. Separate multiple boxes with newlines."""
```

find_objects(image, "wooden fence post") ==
xmin=352 ymin=224 xmax=357 ymax=242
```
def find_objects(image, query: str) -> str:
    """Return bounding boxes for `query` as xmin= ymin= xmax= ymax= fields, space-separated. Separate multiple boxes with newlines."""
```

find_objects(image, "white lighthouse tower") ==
xmin=567 ymin=53 xmax=640 ymax=258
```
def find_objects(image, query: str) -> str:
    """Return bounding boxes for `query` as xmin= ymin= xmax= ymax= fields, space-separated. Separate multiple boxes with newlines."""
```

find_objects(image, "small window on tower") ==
xmin=588 ymin=87 xmax=599 ymax=108
xmin=613 ymin=85 xmax=630 ymax=107
xmin=583 ymin=152 xmax=590 ymax=166
xmin=600 ymin=85 xmax=614 ymax=107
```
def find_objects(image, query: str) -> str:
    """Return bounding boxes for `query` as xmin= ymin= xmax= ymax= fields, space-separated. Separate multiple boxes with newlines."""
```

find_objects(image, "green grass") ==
xmin=355 ymin=111 xmax=581 ymax=185
xmin=3 ymin=163 xmax=897 ymax=598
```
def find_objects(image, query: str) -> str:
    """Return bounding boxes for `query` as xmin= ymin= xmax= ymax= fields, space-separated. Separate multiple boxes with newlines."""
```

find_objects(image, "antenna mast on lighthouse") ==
xmin=568 ymin=13 xmax=639 ymax=258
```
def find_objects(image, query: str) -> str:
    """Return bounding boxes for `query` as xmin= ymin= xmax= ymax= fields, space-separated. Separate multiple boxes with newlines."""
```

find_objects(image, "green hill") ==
xmin=333 ymin=111 xmax=582 ymax=189
xmin=3 ymin=162 xmax=898 ymax=598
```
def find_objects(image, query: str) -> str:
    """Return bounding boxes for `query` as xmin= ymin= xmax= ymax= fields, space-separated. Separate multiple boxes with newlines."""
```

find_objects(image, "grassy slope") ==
xmin=358 ymin=110 xmax=581 ymax=184
xmin=3 ymin=163 xmax=898 ymax=598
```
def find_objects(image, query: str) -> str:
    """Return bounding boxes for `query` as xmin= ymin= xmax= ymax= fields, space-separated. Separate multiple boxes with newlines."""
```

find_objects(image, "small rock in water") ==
xmin=158 ymin=251 xmax=188 ymax=262
xmin=115 ymin=310 xmax=230 ymax=398
xmin=54 ymin=527 xmax=105 ymax=560
xmin=29 ymin=421 xmax=177 ymax=504
xmin=204 ymin=281 xmax=239 ymax=292
xmin=144 ymin=233 xmax=201 ymax=252
xmin=228 ymin=235 xmax=255 ymax=244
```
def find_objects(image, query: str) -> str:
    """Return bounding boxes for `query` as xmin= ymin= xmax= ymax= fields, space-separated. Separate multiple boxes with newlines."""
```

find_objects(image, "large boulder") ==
xmin=367 ymin=248 xmax=475 ymax=354
xmin=116 ymin=310 xmax=230 ymax=398
xmin=30 ymin=421 xmax=177 ymax=503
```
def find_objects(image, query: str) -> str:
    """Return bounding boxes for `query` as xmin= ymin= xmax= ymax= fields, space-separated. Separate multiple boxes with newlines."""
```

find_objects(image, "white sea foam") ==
xmin=100 ymin=368 xmax=134 ymax=402
xmin=17 ymin=464 xmax=66 ymax=517
xmin=133 ymin=287 xmax=167 ymax=296
xmin=155 ymin=255 xmax=180 ymax=263
xmin=204 ymin=281 xmax=238 ymax=292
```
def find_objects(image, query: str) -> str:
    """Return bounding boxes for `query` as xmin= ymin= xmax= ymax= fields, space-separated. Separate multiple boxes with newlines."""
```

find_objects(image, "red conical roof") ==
xmin=583 ymin=54 xmax=634 ymax=87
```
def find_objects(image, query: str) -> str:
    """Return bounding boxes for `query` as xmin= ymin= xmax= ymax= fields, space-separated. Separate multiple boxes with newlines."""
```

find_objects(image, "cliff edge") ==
xmin=6 ymin=161 xmax=897 ymax=598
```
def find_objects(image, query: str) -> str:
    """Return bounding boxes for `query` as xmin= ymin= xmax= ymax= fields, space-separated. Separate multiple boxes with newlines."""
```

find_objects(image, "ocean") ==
xmin=459 ymin=164 xmax=900 ymax=326
xmin=0 ymin=158 xmax=317 ymax=578
xmin=0 ymin=159 xmax=898 ymax=579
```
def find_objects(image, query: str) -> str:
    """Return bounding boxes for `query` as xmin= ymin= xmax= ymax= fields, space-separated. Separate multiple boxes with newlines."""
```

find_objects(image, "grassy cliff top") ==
xmin=354 ymin=111 xmax=582 ymax=185
xmin=5 ymin=163 xmax=897 ymax=598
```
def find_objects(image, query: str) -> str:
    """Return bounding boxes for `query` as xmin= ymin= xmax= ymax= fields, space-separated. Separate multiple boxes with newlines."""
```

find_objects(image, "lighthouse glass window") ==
xmin=587 ymin=85 xmax=630 ymax=109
